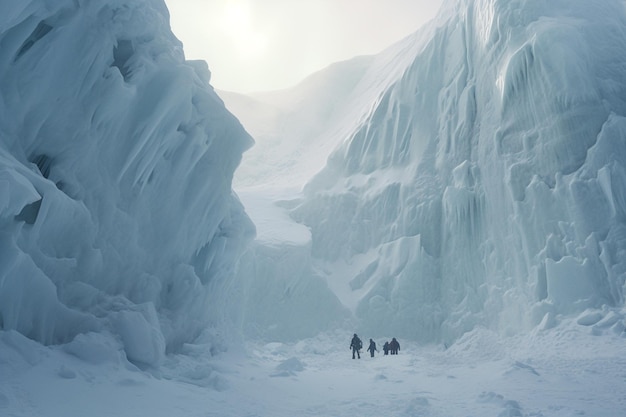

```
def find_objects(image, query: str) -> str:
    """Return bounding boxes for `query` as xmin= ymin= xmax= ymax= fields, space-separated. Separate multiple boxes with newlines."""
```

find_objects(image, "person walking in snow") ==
xmin=350 ymin=333 xmax=362 ymax=359
xmin=367 ymin=339 xmax=378 ymax=357
xmin=389 ymin=337 xmax=400 ymax=355
xmin=383 ymin=341 xmax=390 ymax=355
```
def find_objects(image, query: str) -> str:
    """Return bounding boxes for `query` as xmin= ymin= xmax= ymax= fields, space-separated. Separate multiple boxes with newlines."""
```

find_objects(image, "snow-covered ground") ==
xmin=2 ymin=319 xmax=625 ymax=417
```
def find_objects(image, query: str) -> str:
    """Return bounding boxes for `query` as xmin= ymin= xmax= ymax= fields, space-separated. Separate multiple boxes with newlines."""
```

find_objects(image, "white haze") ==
xmin=1 ymin=0 xmax=625 ymax=416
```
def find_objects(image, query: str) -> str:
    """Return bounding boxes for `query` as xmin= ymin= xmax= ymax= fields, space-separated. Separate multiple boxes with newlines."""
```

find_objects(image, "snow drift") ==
xmin=232 ymin=0 xmax=626 ymax=344
xmin=0 ymin=0 xmax=254 ymax=364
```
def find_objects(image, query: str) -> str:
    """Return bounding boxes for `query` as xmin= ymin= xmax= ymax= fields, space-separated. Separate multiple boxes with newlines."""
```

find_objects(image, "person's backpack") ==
xmin=357 ymin=339 xmax=362 ymax=349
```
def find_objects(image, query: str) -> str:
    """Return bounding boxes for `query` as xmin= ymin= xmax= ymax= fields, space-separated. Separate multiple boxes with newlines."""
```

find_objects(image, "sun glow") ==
xmin=220 ymin=0 xmax=268 ymax=62
xmin=166 ymin=0 xmax=444 ymax=92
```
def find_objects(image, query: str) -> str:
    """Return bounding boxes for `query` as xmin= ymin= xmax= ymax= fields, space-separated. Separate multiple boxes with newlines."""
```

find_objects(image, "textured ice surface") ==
xmin=233 ymin=0 xmax=626 ymax=344
xmin=0 ymin=0 xmax=254 ymax=363
xmin=294 ymin=0 xmax=626 ymax=343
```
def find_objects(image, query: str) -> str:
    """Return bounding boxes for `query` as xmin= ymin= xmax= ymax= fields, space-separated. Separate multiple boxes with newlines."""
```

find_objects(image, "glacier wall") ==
xmin=0 ymin=0 xmax=254 ymax=364
xmin=233 ymin=236 xmax=350 ymax=342
xmin=293 ymin=0 xmax=626 ymax=343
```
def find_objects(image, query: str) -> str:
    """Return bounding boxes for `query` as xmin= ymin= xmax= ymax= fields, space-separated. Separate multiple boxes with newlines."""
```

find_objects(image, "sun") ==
xmin=220 ymin=0 xmax=268 ymax=62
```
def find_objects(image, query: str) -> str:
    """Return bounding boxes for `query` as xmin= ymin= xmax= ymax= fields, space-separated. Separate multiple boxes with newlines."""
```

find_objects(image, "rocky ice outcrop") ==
xmin=0 ymin=0 xmax=254 ymax=364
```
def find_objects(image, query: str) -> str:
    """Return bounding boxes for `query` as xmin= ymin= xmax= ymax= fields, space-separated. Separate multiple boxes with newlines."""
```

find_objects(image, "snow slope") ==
xmin=223 ymin=55 xmax=375 ymax=189
xmin=0 ymin=0 xmax=254 ymax=364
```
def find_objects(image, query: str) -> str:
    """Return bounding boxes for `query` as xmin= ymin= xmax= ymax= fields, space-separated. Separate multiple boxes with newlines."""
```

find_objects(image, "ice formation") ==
xmin=0 ymin=0 xmax=254 ymax=364
xmin=232 ymin=0 xmax=626 ymax=344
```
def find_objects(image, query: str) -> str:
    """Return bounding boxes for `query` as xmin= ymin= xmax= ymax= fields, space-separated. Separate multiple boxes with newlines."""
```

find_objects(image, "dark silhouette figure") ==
xmin=389 ymin=337 xmax=400 ymax=355
xmin=383 ymin=341 xmax=390 ymax=355
xmin=367 ymin=339 xmax=378 ymax=357
xmin=350 ymin=333 xmax=362 ymax=359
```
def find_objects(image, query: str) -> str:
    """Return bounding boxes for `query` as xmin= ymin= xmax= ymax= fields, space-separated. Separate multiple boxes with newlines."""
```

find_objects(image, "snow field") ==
xmin=2 ymin=318 xmax=624 ymax=417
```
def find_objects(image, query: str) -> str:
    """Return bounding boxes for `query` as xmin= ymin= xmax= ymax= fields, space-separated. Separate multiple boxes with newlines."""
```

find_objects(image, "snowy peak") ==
xmin=0 ymin=0 xmax=254 ymax=363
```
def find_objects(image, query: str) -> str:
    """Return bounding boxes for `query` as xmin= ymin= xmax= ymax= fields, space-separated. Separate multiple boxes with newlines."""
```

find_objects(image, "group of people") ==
xmin=350 ymin=334 xmax=400 ymax=359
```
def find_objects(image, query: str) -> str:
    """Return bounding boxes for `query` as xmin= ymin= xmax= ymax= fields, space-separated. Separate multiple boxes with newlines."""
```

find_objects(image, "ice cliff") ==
xmin=231 ymin=0 xmax=626 ymax=344
xmin=0 ymin=0 xmax=254 ymax=365
xmin=292 ymin=0 xmax=626 ymax=342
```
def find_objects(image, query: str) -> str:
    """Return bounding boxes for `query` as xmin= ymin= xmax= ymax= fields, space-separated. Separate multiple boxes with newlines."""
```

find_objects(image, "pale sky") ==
xmin=165 ymin=0 xmax=443 ymax=93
